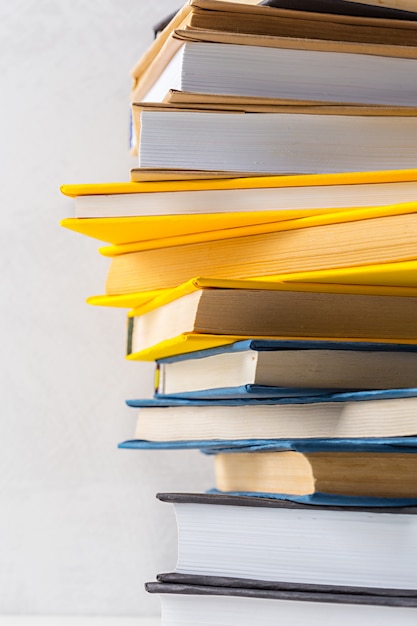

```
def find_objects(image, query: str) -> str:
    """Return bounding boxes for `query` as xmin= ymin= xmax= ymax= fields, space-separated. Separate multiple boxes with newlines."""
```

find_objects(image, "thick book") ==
xmin=156 ymin=492 xmax=417 ymax=587
xmin=136 ymin=108 xmax=417 ymax=175
xmin=89 ymin=274 xmax=417 ymax=311
xmin=136 ymin=36 xmax=417 ymax=106
xmin=146 ymin=578 xmax=417 ymax=625
xmin=121 ymin=417 xmax=417 ymax=503
xmin=123 ymin=389 xmax=417 ymax=452
xmin=126 ymin=286 xmax=417 ymax=360
xmin=103 ymin=204 xmax=417 ymax=295
xmin=127 ymin=283 xmax=417 ymax=360
xmin=155 ymin=339 xmax=417 ymax=398
xmin=212 ymin=449 xmax=417 ymax=498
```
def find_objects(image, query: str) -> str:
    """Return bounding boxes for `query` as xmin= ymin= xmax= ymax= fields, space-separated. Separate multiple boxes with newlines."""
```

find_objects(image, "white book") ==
xmin=156 ymin=342 xmax=417 ymax=396
xmin=158 ymin=492 xmax=417 ymax=589
xmin=138 ymin=110 xmax=417 ymax=174
xmin=133 ymin=396 xmax=417 ymax=442
xmin=149 ymin=586 xmax=417 ymax=626
xmin=73 ymin=178 xmax=417 ymax=218
xmin=142 ymin=41 xmax=417 ymax=105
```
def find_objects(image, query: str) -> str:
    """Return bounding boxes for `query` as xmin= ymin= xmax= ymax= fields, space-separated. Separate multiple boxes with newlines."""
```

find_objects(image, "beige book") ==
xmin=215 ymin=450 xmax=417 ymax=497
xmin=134 ymin=396 xmax=417 ymax=442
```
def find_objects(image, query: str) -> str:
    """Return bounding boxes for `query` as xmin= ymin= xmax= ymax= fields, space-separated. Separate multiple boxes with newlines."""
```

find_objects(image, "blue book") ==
xmin=121 ymin=388 xmax=417 ymax=506
xmin=155 ymin=339 xmax=417 ymax=400
xmin=119 ymin=436 xmax=417 ymax=454
xmin=125 ymin=388 xmax=417 ymax=447
xmin=119 ymin=437 xmax=417 ymax=505
xmin=119 ymin=437 xmax=417 ymax=506
xmin=128 ymin=386 xmax=417 ymax=407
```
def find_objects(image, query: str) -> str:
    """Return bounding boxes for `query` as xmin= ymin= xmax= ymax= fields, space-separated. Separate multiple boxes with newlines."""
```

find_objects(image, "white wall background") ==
xmin=0 ymin=0 xmax=213 ymax=616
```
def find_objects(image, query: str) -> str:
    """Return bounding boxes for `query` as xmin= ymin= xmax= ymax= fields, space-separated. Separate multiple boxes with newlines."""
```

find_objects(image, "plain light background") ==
xmin=0 ymin=0 xmax=213 ymax=616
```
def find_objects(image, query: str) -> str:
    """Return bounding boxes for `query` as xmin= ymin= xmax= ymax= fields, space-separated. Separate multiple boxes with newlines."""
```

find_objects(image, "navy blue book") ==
xmin=125 ymin=387 xmax=417 ymax=449
xmin=155 ymin=340 xmax=417 ymax=400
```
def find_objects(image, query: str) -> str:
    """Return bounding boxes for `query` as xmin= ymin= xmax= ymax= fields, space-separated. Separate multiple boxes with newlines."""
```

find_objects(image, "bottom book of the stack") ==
xmin=146 ymin=576 xmax=417 ymax=626
xmin=147 ymin=492 xmax=417 ymax=624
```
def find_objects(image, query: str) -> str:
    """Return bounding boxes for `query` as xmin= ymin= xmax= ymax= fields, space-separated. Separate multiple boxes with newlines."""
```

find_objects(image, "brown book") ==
xmin=127 ymin=288 xmax=417 ymax=357
xmin=214 ymin=450 xmax=417 ymax=497
xmin=131 ymin=0 xmax=417 ymax=101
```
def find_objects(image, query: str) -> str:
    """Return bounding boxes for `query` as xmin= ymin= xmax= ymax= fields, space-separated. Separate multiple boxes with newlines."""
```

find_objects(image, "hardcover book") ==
xmin=60 ymin=170 xmax=417 ymax=244
xmin=126 ymin=388 xmax=417 ymax=442
xmin=155 ymin=339 xmax=417 ymax=398
xmin=136 ymin=108 xmax=417 ymax=175
xmin=136 ymin=37 xmax=417 ymax=106
xmin=103 ymin=205 xmax=417 ymax=294
xmin=156 ymin=492 xmax=417 ymax=585
xmin=126 ymin=287 xmax=417 ymax=360
xmin=146 ymin=577 xmax=417 ymax=626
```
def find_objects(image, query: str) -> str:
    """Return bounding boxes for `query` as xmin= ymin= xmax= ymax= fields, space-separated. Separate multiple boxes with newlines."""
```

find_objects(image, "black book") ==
xmin=260 ymin=0 xmax=417 ymax=20
xmin=147 ymin=577 xmax=417 ymax=625
xmin=157 ymin=492 xmax=417 ymax=591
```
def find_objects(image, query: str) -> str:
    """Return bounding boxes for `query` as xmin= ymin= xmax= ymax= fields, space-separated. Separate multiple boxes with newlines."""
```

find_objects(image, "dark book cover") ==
xmin=146 ymin=578 xmax=417 ymax=607
xmin=156 ymin=491 xmax=417 ymax=513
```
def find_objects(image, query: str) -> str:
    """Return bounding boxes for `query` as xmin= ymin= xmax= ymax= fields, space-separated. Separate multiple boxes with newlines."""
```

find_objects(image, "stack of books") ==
xmin=62 ymin=1 xmax=417 ymax=623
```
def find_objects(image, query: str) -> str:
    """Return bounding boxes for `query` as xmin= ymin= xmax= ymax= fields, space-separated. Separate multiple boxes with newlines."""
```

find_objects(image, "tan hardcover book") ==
xmin=214 ymin=451 xmax=417 ymax=497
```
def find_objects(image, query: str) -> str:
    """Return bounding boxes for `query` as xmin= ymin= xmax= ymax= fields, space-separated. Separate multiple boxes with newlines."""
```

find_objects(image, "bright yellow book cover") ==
xmin=60 ymin=169 xmax=417 ymax=245
xmin=127 ymin=278 xmax=417 ymax=361
xmin=281 ymin=260 xmax=417 ymax=288
xmin=87 ymin=273 xmax=417 ymax=310
xmin=97 ymin=200 xmax=417 ymax=257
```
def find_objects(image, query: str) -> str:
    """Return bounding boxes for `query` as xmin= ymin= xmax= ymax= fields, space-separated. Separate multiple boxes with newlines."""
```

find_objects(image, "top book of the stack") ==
xmin=130 ymin=0 xmax=417 ymax=104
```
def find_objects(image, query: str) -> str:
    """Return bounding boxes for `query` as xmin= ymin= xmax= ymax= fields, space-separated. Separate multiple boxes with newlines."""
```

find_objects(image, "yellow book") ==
xmin=88 ymin=276 xmax=417 ymax=309
xmin=125 ymin=278 xmax=417 ymax=317
xmin=280 ymin=259 xmax=417 ymax=288
xmin=124 ymin=278 xmax=417 ymax=361
xmin=102 ymin=203 xmax=417 ymax=295
xmin=60 ymin=169 xmax=417 ymax=245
